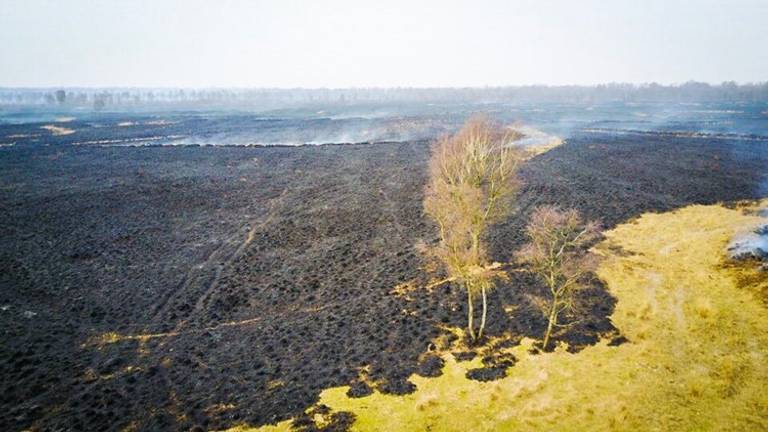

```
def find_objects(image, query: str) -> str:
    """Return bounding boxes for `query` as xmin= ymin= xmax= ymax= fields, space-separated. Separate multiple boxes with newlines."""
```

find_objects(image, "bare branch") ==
xmin=515 ymin=206 xmax=602 ymax=350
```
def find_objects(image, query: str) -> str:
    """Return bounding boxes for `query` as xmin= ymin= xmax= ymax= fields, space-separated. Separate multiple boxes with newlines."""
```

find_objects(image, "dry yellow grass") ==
xmin=229 ymin=200 xmax=768 ymax=431
xmin=40 ymin=124 xmax=75 ymax=135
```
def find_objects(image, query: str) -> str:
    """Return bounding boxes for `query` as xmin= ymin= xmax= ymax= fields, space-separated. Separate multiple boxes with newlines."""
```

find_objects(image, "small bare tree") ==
xmin=424 ymin=116 xmax=525 ymax=342
xmin=515 ymin=206 xmax=602 ymax=351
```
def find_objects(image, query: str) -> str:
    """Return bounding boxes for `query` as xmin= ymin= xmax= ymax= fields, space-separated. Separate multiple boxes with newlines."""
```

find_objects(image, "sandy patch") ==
xmin=41 ymin=125 xmax=75 ymax=136
xmin=71 ymin=135 xmax=185 ymax=146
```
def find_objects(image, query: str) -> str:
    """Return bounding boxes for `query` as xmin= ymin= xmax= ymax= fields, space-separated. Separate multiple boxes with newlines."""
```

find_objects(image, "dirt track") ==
xmin=1 ymin=132 xmax=767 ymax=431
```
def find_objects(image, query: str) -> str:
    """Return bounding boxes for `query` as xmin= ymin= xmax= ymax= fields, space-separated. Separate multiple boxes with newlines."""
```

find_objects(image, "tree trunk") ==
xmin=467 ymin=288 xmax=476 ymax=342
xmin=543 ymin=297 xmax=558 ymax=351
xmin=478 ymin=285 xmax=487 ymax=340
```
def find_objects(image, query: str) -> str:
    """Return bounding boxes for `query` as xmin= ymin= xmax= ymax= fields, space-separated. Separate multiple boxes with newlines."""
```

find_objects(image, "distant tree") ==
xmin=424 ymin=116 xmax=525 ymax=342
xmin=93 ymin=97 xmax=106 ymax=111
xmin=515 ymin=206 xmax=602 ymax=351
xmin=54 ymin=89 xmax=66 ymax=104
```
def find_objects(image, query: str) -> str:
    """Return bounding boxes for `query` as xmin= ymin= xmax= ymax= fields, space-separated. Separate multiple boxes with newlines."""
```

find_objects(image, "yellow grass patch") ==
xmin=515 ymin=125 xmax=564 ymax=156
xmin=145 ymin=119 xmax=176 ymax=126
xmin=7 ymin=133 xmax=39 ymax=138
xmin=231 ymin=199 xmax=768 ymax=431
xmin=205 ymin=403 xmax=237 ymax=416
xmin=41 ymin=124 xmax=75 ymax=135
xmin=389 ymin=280 xmax=418 ymax=299
xmin=225 ymin=422 xmax=294 ymax=432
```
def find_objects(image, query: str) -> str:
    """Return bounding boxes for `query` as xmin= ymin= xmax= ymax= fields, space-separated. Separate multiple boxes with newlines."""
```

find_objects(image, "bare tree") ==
xmin=515 ymin=206 xmax=602 ymax=350
xmin=424 ymin=116 xmax=525 ymax=342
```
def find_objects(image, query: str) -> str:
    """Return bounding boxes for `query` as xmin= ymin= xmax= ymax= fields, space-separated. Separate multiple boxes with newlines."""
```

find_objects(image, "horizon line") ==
xmin=1 ymin=81 xmax=767 ymax=91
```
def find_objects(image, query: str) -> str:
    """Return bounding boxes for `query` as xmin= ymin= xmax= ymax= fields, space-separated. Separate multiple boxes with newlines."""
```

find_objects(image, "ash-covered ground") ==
xmin=1 ymin=116 xmax=768 ymax=430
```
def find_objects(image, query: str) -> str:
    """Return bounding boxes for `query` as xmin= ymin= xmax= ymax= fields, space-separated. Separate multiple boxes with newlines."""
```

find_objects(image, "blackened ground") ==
xmin=1 ymin=131 xmax=767 ymax=431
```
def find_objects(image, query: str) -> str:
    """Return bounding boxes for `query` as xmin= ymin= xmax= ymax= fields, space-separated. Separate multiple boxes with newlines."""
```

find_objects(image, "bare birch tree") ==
xmin=424 ymin=116 xmax=525 ymax=342
xmin=515 ymin=206 xmax=602 ymax=350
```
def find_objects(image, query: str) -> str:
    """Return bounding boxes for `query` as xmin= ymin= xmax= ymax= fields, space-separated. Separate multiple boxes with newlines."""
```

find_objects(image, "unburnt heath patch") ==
xmin=1 ymin=127 xmax=768 ymax=430
xmin=285 ymin=200 xmax=768 ymax=431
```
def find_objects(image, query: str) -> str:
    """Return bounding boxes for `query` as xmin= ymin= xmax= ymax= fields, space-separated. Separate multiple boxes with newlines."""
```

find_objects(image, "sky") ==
xmin=0 ymin=0 xmax=766 ymax=88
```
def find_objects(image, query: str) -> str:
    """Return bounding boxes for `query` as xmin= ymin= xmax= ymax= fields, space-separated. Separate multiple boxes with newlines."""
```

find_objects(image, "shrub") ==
xmin=515 ymin=206 xmax=602 ymax=350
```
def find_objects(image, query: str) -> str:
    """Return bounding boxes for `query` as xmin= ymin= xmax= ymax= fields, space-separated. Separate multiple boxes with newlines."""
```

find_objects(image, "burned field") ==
xmin=1 ymin=129 xmax=767 ymax=431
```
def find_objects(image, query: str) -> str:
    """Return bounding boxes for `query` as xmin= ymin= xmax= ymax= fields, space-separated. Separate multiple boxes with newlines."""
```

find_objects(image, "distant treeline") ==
xmin=1 ymin=82 xmax=767 ymax=108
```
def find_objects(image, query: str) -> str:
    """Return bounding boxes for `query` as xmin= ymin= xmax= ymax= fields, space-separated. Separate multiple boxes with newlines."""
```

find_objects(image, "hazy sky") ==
xmin=1 ymin=0 xmax=766 ymax=87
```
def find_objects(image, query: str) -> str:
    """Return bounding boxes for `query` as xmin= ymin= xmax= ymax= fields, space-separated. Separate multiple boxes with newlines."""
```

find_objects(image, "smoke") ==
xmin=728 ymin=224 xmax=768 ymax=261
xmin=164 ymin=115 xmax=457 ymax=146
xmin=5 ymin=98 xmax=765 ymax=154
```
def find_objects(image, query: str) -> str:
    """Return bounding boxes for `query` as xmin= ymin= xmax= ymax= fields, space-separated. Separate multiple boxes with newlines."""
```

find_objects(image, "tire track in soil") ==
xmin=150 ymin=189 xmax=289 ymax=330
xmin=378 ymin=180 xmax=408 ymax=241
xmin=172 ymin=188 xmax=290 ymax=332
xmin=149 ymin=236 xmax=238 ymax=325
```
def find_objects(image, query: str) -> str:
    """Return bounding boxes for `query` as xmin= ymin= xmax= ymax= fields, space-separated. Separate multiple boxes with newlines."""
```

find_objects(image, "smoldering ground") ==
xmin=2 ymin=121 xmax=768 ymax=430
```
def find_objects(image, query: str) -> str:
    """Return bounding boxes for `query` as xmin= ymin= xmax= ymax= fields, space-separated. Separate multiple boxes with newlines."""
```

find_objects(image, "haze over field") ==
xmin=1 ymin=0 xmax=767 ymax=88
